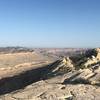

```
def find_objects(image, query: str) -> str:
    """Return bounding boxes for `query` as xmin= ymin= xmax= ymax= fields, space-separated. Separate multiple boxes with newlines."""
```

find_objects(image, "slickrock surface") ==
xmin=0 ymin=74 xmax=100 ymax=100
xmin=0 ymin=48 xmax=100 ymax=100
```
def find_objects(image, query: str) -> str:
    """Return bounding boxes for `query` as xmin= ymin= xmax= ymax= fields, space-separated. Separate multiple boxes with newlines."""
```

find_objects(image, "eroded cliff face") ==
xmin=0 ymin=48 xmax=100 ymax=100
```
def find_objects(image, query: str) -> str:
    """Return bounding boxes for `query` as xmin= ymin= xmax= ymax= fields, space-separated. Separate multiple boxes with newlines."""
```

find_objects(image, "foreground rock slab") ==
xmin=0 ymin=77 xmax=100 ymax=100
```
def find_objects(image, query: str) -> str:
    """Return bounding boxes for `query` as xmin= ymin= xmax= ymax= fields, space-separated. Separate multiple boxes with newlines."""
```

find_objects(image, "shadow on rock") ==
xmin=0 ymin=63 xmax=52 ymax=95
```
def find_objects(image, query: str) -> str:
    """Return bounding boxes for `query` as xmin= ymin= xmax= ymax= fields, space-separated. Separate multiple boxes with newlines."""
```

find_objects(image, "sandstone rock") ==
xmin=1 ymin=48 xmax=100 ymax=100
xmin=75 ymin=48 xmax=100 ymax=69
xmin=63 ymin=67 xmax=100 ymax=86
xmin=42 ymin=57 xmax=75 ymax=80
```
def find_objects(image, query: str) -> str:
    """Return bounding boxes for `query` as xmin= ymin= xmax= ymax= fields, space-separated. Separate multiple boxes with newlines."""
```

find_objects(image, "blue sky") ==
xmin=0 ymin=0 xmax=100 ymax=47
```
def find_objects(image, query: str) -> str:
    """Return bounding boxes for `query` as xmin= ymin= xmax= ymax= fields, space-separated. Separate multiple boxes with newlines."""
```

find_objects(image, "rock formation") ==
xmin=42 ymin=57 xmax=74 ymax=79
xmin=0 ymin=48 xmax=100 ymax=100
xmin=75 ymin=48 xmax=100 ymax=69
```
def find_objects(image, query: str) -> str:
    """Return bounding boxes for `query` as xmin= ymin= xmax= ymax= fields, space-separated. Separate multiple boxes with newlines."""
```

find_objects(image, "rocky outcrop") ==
xmin=75 ymin=48 xmax=100 ymax=69
xmin=63 ymin=67 xmax=100 ymax=86
xmin=43 ymin=57 xmax=74 ymax=79
xmin=52 ymin=57 xmax=74 ymax=73
xmin=0 ymin=48 xmax=100 ymax=100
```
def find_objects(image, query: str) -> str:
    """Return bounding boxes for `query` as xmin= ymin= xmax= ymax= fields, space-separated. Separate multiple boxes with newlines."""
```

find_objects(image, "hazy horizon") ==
xmin=0 ymin=0 xmax=100 ymax=48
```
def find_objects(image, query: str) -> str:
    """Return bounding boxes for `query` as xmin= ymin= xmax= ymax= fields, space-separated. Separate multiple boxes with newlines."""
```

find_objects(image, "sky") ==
xmin=0 ymin=0 xmax=100 ymax=48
